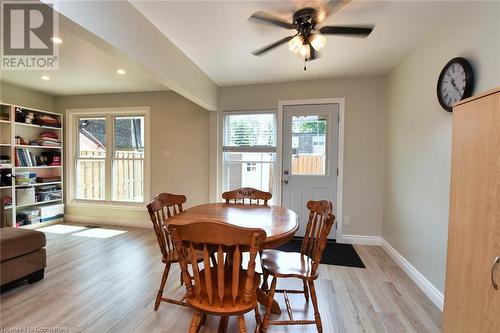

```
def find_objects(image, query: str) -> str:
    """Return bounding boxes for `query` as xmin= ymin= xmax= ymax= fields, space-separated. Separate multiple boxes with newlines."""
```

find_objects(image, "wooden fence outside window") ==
xmin=77 ymin=150 xmax=144 ymax=201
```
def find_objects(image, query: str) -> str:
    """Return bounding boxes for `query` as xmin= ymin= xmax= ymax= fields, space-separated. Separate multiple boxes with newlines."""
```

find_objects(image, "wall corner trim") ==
xmin=338 ymin=234 xmax=383 ymax=246
xmin=381 ymin=239 xmax=444 ymax=311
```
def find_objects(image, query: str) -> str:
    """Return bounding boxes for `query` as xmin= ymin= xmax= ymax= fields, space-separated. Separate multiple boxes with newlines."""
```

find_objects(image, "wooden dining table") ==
xmin=168 ymin=202 xmax=299 ymax=314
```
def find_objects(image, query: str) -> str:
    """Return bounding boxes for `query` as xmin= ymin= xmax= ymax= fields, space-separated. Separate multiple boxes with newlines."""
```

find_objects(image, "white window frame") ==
xmin=66 ymin=107 xmax=151 ymax=210
xmin=221 ymin=110 xmax=278 ymax=200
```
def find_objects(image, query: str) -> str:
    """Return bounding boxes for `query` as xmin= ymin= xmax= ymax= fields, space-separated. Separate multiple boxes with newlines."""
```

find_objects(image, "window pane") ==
xmin=113 ymin=159 xmax=144 ymax=202
xmin=76 ymin=159 xmax=105 ymax=200
xmin=291 ymin=115 xmax=327 ymax=175
xmin=114 ymin=116 xmax=144 ymax=158
xmin=224 ymin=113 xmax=276 ymax=148
xmin=224 ymin=152 xmax=274 ymax=198
xmin=79 ymin=118 xmax=106 ymax=158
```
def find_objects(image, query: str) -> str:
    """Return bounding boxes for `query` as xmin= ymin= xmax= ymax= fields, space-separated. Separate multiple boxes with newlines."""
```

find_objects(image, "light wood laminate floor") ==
xmin=0 ymin=224 xmax=441 ymax=332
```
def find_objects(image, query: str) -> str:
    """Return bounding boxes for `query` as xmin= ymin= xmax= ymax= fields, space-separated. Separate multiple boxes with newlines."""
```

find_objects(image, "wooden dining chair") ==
xmin=147 ymin=193 xmax=204 ymax=311
xmin=169 ymin=221 xmax=266 ymax=333
xmin=222 ymin=187 xmax=272 ymax=205
xmin=259 ymin=200 xmax=335 ymax=333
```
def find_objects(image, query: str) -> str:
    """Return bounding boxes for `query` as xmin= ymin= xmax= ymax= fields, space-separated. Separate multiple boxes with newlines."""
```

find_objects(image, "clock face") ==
xmin=437 ymin=58 xmax=473 ymax=112
xmin=440 ymin=63 xmax=466 ymax=106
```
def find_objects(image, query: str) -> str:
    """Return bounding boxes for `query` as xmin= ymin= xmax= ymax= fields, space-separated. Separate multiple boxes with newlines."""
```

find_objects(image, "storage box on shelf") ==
xmin=0 ymin=103 xmax=64 ymax=229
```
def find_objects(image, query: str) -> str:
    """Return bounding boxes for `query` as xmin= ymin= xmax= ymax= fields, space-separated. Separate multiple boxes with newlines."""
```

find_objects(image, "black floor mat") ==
xmin=276 ymin=237 xmax=365 ymax=268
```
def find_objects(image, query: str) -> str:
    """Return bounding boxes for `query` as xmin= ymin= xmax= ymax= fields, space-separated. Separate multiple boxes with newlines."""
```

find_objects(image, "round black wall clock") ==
xmin=436 ymin=57 xmax=474 ymax=112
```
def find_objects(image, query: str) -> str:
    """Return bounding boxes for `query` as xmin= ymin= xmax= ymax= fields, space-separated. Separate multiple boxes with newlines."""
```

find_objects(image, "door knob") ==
xmin=492 ymin=256 xmax=499 ymax=290
xmin=283 ymin=170 xmax=289 ymax=184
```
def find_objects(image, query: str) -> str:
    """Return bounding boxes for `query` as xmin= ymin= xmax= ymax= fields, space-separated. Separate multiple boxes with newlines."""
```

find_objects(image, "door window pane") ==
xmin=291 ymin=115 xmax=327 ymax=175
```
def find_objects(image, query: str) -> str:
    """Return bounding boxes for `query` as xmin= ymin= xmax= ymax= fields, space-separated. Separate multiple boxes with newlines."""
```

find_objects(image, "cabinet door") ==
xmin=443 ymin=91 xmax=500 ymax=332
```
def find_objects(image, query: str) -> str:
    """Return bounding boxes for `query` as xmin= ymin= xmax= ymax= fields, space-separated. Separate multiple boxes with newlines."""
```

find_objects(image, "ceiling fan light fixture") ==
xmin=288 ymin=35 xmax=304 ymax=53
xmin=298 ymin=44 xmax=311 ymax=59
xmin=310 ymin=34 xmax=326 ymax=51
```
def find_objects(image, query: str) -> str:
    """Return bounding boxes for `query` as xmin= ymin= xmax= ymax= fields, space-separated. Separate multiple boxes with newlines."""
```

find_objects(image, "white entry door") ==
xmin=281 ymin=103 xmax=339 ymax=239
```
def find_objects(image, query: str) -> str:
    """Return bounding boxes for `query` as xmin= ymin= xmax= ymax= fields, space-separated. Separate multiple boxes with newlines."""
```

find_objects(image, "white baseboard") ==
xmin=338 ymin=234 xmax=383 ymax=246
xmin=381 ymin=239 xmax=444 ymax=311
xmin=64 ymin=214 xmax=151 ymax=229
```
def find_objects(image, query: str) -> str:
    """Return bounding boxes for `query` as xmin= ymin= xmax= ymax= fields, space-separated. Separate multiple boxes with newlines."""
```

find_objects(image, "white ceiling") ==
xmin=132 ymin=0 xmax=460 ymax=86
xmin=0 ymin=16 xmax=167 ymax=96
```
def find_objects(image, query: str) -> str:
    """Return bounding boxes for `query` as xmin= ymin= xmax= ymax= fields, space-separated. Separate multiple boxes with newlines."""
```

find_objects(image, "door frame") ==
xmin=277 ymin=98 xmax=345 ymax=240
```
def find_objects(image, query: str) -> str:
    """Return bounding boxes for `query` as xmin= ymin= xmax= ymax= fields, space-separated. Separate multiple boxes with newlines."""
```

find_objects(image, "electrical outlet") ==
xmin=343 ymin=216 xmax=351 ymax=226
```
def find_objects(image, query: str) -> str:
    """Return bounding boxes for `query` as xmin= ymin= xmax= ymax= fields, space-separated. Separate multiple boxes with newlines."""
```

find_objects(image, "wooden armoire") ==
xmin=443 ymin=88 xmax=500 ymax=332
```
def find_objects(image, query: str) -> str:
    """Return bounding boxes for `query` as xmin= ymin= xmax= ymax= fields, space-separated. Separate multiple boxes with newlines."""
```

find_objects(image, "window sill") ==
xmin=67 ymin=200 xmax=146 ymax=211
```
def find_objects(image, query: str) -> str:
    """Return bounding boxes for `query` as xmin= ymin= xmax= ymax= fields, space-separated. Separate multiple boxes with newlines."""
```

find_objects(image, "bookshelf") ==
xmin=0 ymin=103 xmax=64 ymax=229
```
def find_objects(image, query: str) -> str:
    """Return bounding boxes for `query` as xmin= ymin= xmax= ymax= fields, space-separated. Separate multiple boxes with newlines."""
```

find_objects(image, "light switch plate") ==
xmin=343 ymin=216 xmax=351 ymax=226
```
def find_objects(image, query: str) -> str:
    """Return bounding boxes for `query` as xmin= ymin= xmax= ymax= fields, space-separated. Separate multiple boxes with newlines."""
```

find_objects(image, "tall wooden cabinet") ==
xmin=443 ymin=88 xmax=500 ymax=332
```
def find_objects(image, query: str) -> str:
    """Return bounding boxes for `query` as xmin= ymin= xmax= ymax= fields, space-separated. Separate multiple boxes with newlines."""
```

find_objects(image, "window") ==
xmin=112 ymin=116 xmax=145 ymax=202
xmin=69 ymin=108 xmax=149 ymax=206
xmin=246 ymin=163 xmax=257 ymax=172
xmin=223 ymin=112 xmax=276 ymax=199
xmin=77 ymin=118 xmax=106 ymax=200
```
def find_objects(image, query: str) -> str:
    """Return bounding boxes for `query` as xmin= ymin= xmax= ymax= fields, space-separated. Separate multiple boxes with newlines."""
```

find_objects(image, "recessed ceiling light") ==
xmin=50 ymin=36 xmax=63 ymax=44
xmin=116 ymin=69 xmax=126 ymax=75
xmin=41 ymin=75 xmax=50 ymax=81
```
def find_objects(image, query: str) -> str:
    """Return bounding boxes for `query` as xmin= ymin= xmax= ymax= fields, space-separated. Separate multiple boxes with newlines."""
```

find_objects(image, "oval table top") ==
xmin=167 ymin=203 xmax=298 ymax=248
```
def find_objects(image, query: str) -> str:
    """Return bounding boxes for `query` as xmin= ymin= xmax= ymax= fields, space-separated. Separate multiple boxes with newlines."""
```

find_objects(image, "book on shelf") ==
xmin=16 ymin=148 xmax=35 ymax=167
xmin=36 ymin=176 xmax=61 ymax=183
xmin=15 ymin=148 xmax=61 ymax=167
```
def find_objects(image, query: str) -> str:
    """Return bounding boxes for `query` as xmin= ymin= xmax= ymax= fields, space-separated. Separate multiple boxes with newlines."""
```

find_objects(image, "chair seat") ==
xmin=261 ymin=249 xmax=318 ymax=280
xmin=187 ymin=268 xmax=261 ymax=316
xmin=162 ymin=249 xmax=204 ymax=263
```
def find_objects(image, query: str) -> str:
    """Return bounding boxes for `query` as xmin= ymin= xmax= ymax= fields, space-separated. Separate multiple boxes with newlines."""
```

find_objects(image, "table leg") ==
xmin=256 ymin=287 xmax=281 ymax=315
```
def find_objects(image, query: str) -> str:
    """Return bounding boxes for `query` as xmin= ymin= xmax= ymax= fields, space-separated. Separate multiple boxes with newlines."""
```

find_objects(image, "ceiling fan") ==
xmin=249 ymin=0 xmax=374 ymax=68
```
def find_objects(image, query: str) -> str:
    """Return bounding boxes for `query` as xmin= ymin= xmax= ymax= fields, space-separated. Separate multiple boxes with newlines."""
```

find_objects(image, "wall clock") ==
xmin=437 ymin=57 xmax=474 ymax=112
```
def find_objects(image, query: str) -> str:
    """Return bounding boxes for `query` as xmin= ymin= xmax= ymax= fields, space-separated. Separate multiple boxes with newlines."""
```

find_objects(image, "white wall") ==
xmin=383 ymin=2 xmax=500 ymax=294
xmin=55 ymin=91 xmax=210 ymax=226
xmin=0 ymin=81 xmax=55 ymax=111
xmin=218 ymin=76 xmax=386 ymax=237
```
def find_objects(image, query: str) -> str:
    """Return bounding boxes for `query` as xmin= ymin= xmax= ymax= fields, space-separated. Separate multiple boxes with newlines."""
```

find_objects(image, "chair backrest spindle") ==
xmin=169 ymin=221 xmax=266 ymax=307
xmin=300 ymin=200 xmax=335 ymax=274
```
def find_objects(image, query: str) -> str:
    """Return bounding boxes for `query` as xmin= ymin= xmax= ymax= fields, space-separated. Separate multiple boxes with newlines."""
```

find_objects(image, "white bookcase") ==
xmin=0 ymin=103 xmax=64 ymax=229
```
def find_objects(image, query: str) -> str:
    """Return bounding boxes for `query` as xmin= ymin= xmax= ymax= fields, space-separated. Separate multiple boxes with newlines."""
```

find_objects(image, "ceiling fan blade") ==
xmin=319 ymin=25 xmax=374 ymax=37
xmin=252 ymin=35 xmax=295 ymax=56
xmin=317 ymin=0 xmax=352 ymax=22
xmin=249 ymin=11 xmax=294 ymax=29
